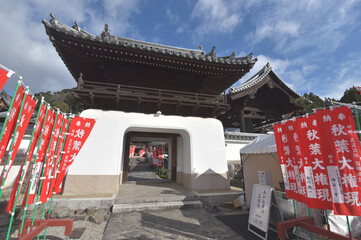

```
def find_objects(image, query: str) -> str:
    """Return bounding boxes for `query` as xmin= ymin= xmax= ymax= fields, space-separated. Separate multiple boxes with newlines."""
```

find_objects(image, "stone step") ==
xmin=112 ymin=200 xmax=203 ymax=213
xmin=115 ymin=194 xmax=199 ymax=204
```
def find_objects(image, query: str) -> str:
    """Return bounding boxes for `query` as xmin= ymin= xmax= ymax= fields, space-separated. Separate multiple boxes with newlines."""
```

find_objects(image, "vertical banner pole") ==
xmin=42 ymin=116 xmax=69 ymax=240
xmin=307 ymin=208 xmax=314 ymax=240
xmin=31 ymin=111 xmax=59 ymax=230
xmin=292 ymin=200 xmax=299 ymax=240
xmin=0 ymin=80 xmax=22 ymax=201
xmin=0 ymin=84 xmax=27 ymax=200
xmin=324 ymin=210 xmax=330 ymax=231
xmin=346 ymin=215 xmax=352 ymax=239
xmin=6 ymin=95 xmax=40 ymax=240
xmin=20 ymin=104 xmax=49 ymax=234
xmin=0 ymin=80 xmax=21 ymax=146
xmin=353 ymin=102 xmax=361 ymax=139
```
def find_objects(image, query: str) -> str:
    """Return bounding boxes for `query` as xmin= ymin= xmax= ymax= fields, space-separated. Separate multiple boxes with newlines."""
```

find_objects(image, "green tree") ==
xmin=339 ymin=87 xmax=361 ymax=103
xmin=295 ymin=92 xmax=324 ymax=113
xmin=52 ymin=101 xmax=70 ymax=112
xmin=34 ymin=89 xmax=83 ymax=114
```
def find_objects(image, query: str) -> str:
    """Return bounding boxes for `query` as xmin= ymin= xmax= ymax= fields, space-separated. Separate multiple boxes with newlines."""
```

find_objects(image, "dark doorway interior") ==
xmin=122 ymin=132 xmax=179 ymax=183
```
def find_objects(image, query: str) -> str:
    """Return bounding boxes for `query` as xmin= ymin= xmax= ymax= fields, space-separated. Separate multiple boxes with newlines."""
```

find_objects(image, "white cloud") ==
xmin=0 ymin=0 xmax=143 ymax=94
xmin=191 ymin=0 xmax=243 ymax=37
xmin=249 ymin=1 xmax=360 ymax=55
xmin=321 ymin=52 xmax=361 ymax=99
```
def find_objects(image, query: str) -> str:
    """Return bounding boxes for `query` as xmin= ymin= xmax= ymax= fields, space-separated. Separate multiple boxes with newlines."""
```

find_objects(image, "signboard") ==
xmin=248 ymin=184 xmax=285 ymax=239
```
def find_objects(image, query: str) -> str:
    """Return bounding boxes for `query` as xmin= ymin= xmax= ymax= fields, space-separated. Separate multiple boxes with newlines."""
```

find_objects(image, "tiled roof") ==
xmin=224 ymin=131 xmax=261 ymax=141
xmin=230 ymin=63 xmax=300 ymax=98
xmin=42 ymin=14 xmax=257 ymax=66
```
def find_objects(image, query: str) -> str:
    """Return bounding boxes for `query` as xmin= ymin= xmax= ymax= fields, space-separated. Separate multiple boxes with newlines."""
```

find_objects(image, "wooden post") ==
xmin=171 ymin=136 xmax=177 ymax=182
xmin=122 ymin=133 xmax=131 ymax=183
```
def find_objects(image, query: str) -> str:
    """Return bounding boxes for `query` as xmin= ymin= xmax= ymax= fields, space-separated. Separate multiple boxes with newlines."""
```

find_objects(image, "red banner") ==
xmin=23 ymin=108 xmax=55 ymax=206
xmin=316 ymin=107 xmax=361 ymax=215
xmin=0 ymin=66 xmax=14 ymax=91
xmin=129 ymin=145 xmax=136 ymax=158
xmin=0 ymin=94 xmax=36 ymax=183
xmin=139 ymin=147 xmax=146 ymax=157
xmin=6 ymin=103 xmax=46 ymax=213
xmin=48 ymin=117 xmax=69 ymax=198
xmin=54 ymin=117 xmax=96 ymax=194
xmin=0 ymin=85 xmax=25 ymax=164
xmin=275 ymin=107 xmax=361 ymax=216
xmin=39 ymin=113 xmax=64 ymax=203
xmin=297 ymin=114 xmax=333 ymax=209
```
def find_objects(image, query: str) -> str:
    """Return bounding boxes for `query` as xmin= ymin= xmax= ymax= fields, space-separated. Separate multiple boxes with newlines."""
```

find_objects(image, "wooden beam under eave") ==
xmin=116 ymin=95 xmax=120 ymax=108
xmin=212 ymin=105 xmax=220 ymax=118
xmin=137 ymin=97 xmax=141 ymax=111
xmin=157 ymin=101 xmax=162 ymax=111
xmin=192 ymin=103 xmax=200 ymax=115
xmin=175 ymin=101 xmax=181 ymax=115
xmin=89 ymin=92 xmax=94 ymax=105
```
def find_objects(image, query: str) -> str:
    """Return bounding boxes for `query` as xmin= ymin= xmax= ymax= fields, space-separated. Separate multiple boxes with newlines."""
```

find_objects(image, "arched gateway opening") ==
xmin=122 ymin=131 xmax=182 ymax=184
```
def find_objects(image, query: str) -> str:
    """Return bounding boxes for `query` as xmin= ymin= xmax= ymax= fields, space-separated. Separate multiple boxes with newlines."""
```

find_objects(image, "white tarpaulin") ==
xmin=240 ymin=133 xmax=276 ymax=154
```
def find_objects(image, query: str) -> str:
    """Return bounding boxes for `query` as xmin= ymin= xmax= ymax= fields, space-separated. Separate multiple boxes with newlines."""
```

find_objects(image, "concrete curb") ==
xmin=112 ymin=200 xmax=203 ymax=213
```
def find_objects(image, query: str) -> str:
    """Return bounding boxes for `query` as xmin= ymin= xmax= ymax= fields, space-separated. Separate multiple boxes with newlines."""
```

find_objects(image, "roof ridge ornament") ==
xmin=224 ymin=51 xmax=236 ymax=60
xmin=247 ymin=52 xmax=253 ymax=62
xmin=101 ymin=24 xmax=111 ymax=41
xmin=72 ymin=21 xmax=81 ymax=31
xmin=49 ymin=13 xmax=57 ymax=26
xmin=206 ymin=46 xmax=216 ymax=58
xmin=197 ymin=45 xmax=205 ymax=55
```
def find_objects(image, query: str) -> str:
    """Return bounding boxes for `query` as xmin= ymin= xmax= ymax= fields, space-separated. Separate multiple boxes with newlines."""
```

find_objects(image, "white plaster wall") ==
xmin=225 ymin=141 xmax=249 ymax=161
xmin=70 ymin=110 xmax=227 ymax=176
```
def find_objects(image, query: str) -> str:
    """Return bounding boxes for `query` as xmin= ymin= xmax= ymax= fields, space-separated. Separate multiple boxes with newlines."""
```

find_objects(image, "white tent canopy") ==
xmin=239 ymin=133 xmax=276 ymax=154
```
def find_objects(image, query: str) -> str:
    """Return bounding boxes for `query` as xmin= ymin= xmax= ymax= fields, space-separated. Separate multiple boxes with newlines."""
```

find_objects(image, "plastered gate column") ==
xmin=62 ymin=109 xmax=230 ymax=196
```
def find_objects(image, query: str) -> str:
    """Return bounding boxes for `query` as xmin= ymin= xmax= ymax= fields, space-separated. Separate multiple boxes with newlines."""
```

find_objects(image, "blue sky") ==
xmin=0 ymin=0 xmax=360 ymax=100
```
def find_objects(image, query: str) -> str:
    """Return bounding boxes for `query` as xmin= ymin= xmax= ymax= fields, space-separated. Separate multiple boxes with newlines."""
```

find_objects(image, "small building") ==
xmin=42 ymin=15 xmax=257 ymax=196
xmin=219 ymin=63 xmax=301 ymax=132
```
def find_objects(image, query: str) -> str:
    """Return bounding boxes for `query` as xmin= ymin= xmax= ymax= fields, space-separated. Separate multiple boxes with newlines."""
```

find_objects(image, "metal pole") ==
xmin=0 ymin=84 xmax=27 ymax=201
xmin=307 ymin=207 xmax=314 ymax=240
xmin=42 ymin=116 xmax=70 ymax=240
xmin=6 ymin=95 xmax=41 ymax=240
xmin=32 ymin=111 xmax=60 ymax=238
xmin=19 ymin=105 xmax=50 ymax=235
xmin=293 ymin=200 xmax=299 ymax=240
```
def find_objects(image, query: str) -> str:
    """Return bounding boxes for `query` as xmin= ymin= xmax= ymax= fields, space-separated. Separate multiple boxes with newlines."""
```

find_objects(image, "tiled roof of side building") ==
xmin=224 ymin=131 xmax=261 ymax=141
xmin=230 ymin=62 xmax=300 ymax=98
xmin=42 ymin=13 xmax=257 ymax=66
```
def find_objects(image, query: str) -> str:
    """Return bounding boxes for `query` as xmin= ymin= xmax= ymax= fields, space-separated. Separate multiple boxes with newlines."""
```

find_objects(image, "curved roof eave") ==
xmin=42 ymin=14 xmax=257 ymax=67
xmin=230 ymin=63 xmax=300 ymax=99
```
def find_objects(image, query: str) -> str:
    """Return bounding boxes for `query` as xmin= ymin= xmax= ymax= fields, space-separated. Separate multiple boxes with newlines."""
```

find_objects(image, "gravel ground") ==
xmin=7 ymin=219 xmax=107 ymax=240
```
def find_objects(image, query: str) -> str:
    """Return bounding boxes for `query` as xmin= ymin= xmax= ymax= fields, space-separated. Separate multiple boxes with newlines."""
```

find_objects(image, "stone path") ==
xmin=103 ymin=208 xmax=245 ymax=240
xmin=128 ymin=157 xmax=168 ymax=182
xmin=115 ymin=182 xmax=198 ymax=204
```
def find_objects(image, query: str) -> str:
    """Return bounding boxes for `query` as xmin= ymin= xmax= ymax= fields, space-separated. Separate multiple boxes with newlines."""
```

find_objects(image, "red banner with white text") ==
xmin=6 ymin=103 xmax=46 ymax=213
xmin=39 ymin=113 xmax=64 ymax=203
xmin=274 ymin=106 xmax=361 ymax=215
xmin=54 ymin=117 xmax=95 ymax=194
xmin=48 ymin=117 xmax=69 ymax=198
xmin=23 ymin=109 xmax=55 ymax=206
xmin=0 ymin=94 xmax=36 ymax=183
xmin=316 ymin=107 xmax=361 ymax=215
xmin=0 ymin=85 xmax=25 ymax=164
